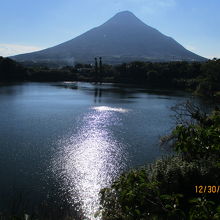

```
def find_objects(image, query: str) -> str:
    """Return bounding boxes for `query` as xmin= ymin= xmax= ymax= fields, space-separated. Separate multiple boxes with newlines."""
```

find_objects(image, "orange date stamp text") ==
xmin=195 ymin=185 xmax=220 ymax=194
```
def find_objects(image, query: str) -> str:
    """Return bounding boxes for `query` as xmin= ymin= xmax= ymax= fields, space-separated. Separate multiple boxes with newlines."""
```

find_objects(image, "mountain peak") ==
xmin=12 ymin=11 xmax=206 ymax=64
xmin=103 ymin=10 xmax=144 ymax=27
xmin=115 ymin=11 xmax=135 ymax=17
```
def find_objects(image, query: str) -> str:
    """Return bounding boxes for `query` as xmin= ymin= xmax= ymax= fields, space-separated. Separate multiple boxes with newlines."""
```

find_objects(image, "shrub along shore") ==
xmin=99 ymin=102 xmax=220 ymax=220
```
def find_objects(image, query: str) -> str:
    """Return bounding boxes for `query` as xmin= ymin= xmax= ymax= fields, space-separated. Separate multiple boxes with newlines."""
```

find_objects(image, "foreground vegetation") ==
xmin=99 ymin=102 xmax=220 ymax=219
xmin=1 ymin=56 xmax=220 ymax=98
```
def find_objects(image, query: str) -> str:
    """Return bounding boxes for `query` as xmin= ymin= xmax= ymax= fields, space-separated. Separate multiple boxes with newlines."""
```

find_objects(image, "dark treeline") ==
xmin=0 ymin=56 xmax=27 ymax=81
xmin=1 ymin=56 xmax=220 ymax=97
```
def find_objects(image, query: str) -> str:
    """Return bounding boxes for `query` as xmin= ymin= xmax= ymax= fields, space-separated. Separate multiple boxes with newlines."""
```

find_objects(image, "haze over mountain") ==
xmin=12 ymin=11 xmax=206 ymax=65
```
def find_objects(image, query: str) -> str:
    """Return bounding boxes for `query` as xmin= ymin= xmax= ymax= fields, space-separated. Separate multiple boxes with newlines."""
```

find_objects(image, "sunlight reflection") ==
xmin=92 ymin=106 xmax=129 ymax=113
xmin=52 ymin=106 xmax=128 ymax=219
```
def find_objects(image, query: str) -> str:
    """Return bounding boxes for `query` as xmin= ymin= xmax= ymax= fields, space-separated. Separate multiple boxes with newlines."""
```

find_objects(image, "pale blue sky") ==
xmin=0 ymin=0 xmax=219 ymax=58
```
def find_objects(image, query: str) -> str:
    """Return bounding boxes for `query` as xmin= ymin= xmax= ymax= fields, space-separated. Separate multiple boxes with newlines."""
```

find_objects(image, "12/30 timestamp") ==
xmin=195 ymin=185 xmax=220 ymax=194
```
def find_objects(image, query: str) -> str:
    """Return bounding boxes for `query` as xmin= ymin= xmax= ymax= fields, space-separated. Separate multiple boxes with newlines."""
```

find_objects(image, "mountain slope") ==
xmin=12 ymin=11 xmax=206 ymax=64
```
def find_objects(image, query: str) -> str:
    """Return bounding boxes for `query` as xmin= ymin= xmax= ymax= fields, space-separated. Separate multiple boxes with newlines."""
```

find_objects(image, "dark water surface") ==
xmin=0 ymin=82 xmax=212 ymax=219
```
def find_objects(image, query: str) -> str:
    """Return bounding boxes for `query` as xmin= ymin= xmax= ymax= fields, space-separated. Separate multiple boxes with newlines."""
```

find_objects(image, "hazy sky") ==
xmin=0 ymin=0 xmax=219 ymax=58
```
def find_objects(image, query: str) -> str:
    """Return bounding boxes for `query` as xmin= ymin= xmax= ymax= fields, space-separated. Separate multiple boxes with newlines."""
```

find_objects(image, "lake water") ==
xmin=0 ymin=82 xmax=212 ymax=219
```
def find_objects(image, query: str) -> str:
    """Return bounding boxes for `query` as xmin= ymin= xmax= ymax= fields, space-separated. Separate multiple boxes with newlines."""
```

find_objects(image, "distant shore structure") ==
xmin=99 ymin=57 xmax=102 ymax=73
xmin=94 ymin=57 xmax=103 ymax=82
xmin=95 ymin=57 xmax=98 ymax=73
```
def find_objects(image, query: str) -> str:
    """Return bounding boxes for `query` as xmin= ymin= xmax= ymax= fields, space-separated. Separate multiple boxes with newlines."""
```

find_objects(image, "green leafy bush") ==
xmin=100 ymin=156 xmax=220 ymax=219
xmin=100 ymin=104 xmax=220 ymax=219
xmin=170 ymin=105 xmax=220 ymax=161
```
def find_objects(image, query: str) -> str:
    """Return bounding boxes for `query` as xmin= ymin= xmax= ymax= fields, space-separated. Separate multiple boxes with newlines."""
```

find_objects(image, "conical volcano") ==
xmin=12 ymin=11 xmax=206 ymax=65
